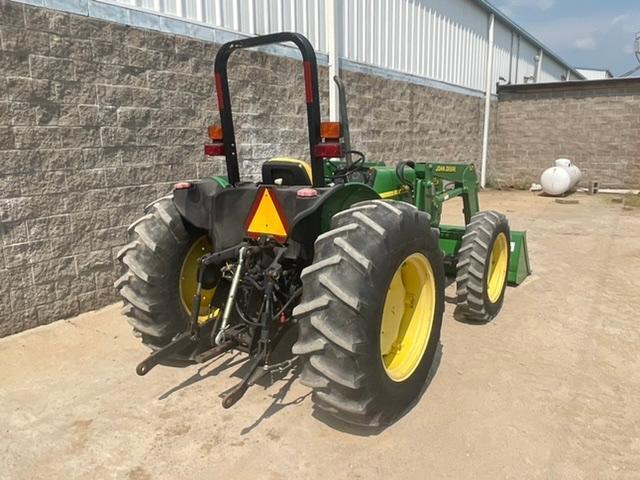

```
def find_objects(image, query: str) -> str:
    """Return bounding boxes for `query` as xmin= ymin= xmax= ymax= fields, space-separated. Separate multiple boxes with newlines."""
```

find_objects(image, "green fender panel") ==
xmin=318 ymin=183 xmax=380 ymax=232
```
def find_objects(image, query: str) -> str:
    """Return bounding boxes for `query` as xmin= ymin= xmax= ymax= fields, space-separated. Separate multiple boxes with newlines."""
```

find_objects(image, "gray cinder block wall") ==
xmin=493 ymin=79 xmax=640 ymax=189
xmin=0 ymin=1 xmax=488 ymax=337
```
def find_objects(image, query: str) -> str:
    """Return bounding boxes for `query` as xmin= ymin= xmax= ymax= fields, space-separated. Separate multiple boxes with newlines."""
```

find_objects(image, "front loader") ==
xmin=115 ymin=32 xmax=530 ymax=427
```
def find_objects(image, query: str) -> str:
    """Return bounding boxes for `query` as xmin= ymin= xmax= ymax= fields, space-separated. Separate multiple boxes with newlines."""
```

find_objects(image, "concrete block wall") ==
xmin=0 ymin=1 xmax=487 ymax=337
xmin=493 ymin=79 xmax=640 ymax=189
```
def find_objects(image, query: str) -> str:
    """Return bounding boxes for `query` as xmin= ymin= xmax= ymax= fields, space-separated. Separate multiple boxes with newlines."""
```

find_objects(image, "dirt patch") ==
xmin=1 ymin=191 xmax=639 ymax=479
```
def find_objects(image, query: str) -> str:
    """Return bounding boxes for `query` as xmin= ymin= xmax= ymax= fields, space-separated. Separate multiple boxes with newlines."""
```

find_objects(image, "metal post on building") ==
xmin=325 ymin=0 xmax=340 ymax=121
xmin=508 ymin=30 xmax=514 ymax=84
xmin=535 ymin=48 xmax=544 ymax=82
xmin=515 ymin=34 xmax=521 ymax=82
xmin=480 ymin=13 xmax=495 ymax=189
xmin=247 ymin=0 xmax=256 ymax=34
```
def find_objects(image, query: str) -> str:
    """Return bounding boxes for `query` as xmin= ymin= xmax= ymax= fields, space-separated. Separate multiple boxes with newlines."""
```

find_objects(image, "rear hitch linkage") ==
xmin=135 ymin=242 xmax=298 ymax=409
xmin=222 ymin=249 xmax=292 ymax=408
xmin=215 ymin=246 xmax=247 ymax=346
xmin=135 ymin=244 xmax=245 ymax=377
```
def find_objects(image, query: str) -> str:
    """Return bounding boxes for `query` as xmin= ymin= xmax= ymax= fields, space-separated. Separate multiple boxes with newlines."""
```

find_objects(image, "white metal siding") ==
xmin=106 ymin=0 xmax=574 ymax=93
xmin=340 ymin=0 xmax=490 ymax=91
xmin=541 ymin=58 xmax=570 ymax=83
xmin=493 ymin=20 xmax=512 ymax=88
xmin=516 ymin=38 xmax=538 ymax=84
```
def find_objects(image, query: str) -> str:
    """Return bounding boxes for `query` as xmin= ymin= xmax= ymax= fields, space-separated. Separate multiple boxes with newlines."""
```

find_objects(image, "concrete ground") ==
xmin=2 ymin=191 xmax=640 ymax=479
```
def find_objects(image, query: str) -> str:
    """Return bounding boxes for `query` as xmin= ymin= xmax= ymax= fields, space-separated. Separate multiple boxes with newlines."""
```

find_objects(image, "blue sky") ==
xmin=494 ymin=0 xmax=640 ymax=76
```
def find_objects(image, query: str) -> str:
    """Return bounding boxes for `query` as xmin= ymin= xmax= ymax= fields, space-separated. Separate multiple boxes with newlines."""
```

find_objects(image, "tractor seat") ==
xmin=262 ymin=158 xmax=312 ymax=186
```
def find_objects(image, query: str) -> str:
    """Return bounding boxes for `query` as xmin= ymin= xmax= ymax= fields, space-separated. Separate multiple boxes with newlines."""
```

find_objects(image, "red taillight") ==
xmin=174 ymin=182 xmax=192 ymax=190
xmin=314 ymin=142 xmax=343 ymax=159
xmin=204 ymin=143 xmax=225 ymax=156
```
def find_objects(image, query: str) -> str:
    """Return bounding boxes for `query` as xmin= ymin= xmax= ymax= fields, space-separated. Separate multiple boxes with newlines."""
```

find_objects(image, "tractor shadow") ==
xmin=217 ymin=355 xmax=311 ymax=435
xmin=158 ymin=352 xmax=310 ymax=432
xmin=311 ymin=343 xmax=443 ymax=437
xmin=234 ymin=365 xmax=310 ymax=435
xmin=444 ymin=276 xmax=458 ymax=305
xmin=158 ymin=352 xmax=247 ymax=400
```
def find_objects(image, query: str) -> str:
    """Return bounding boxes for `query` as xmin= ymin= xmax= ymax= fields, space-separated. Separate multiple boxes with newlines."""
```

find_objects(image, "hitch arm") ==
xmin=136 ymin=332 xmax=196 ymax=376
xmin=221 ymin=348 xmax=266 ymax=409
xmin=136 ymin=245 xmax=244 ymax=376
xmin=136 ymin=259 xmax=206 ymax=376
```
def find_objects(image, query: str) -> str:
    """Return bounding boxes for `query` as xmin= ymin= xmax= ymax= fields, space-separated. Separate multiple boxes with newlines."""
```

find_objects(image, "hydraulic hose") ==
xmin=396 ymin=161 xmax=416 ymax=187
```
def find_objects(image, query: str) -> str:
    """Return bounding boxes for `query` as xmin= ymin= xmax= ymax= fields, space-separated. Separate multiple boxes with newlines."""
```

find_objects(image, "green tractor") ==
xmin=115 ymin=33 xmax=530 ymax=427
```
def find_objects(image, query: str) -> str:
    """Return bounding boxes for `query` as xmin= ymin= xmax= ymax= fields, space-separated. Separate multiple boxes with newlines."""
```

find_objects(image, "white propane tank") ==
xmin=540 ymin=158 xmax=582 ymax=196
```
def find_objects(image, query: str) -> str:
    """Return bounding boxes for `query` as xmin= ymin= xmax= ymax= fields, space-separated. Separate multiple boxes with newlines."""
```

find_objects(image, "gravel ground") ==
xmin=1 ymin=191 xmax=639 ymax=479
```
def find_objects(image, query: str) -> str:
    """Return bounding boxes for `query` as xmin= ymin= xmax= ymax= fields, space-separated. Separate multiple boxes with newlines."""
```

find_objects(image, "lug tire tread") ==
xmin=293 ymin=200 xmax=444 ymax=427
xmin=114 ymin=196 xmax=196 ymax=348
xmin=455 ymin=210 xmax=510 ymax=323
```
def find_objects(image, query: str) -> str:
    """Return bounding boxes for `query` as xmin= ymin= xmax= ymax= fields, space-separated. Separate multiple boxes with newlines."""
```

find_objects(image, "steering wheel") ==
xmin=328 ymin=150 xmax=367 ymax=183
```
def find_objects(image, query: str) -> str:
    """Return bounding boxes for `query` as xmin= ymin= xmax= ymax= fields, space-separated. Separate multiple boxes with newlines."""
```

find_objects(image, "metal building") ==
xmin=577 ymin=68 xmax=614 ymax=81
xmin=111 ymin=0 xmax=583 ymax=93
xmin=25 ymin=0 xmax=582 ymax=186
xmin=101 ymin=0 xmax=582 ymax=186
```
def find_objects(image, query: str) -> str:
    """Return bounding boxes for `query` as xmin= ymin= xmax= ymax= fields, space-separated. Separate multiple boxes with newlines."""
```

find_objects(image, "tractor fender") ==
xmin=174 ymin=180 xmax=379 ymax=254
xmin=289 ymin=183 xmax=380 ymax=245
xmin=172 ymin=177 xmax=229 ymax=230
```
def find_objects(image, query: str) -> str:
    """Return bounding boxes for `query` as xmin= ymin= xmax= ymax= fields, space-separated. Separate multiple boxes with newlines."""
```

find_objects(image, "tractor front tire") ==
xmin=293 ymin=200 xmax=445 ymax=427
xmin=455 ymin=211 xmax=511 ymax=322
xmin=114 ymin=196 xmax=209 ymax=349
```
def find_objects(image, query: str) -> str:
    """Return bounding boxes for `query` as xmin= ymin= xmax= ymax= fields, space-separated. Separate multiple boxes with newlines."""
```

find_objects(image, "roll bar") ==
xmin=214 ymin=32 xmax=324 ymax=187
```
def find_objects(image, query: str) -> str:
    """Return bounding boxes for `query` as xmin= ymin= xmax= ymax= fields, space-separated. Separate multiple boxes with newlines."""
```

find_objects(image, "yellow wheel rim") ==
xmin=380 ymin=253 xmax=436 ymax=383
xmin=487 ymin=232 xmax=508 ymax=303
xmin=179 ymin=235 xmax=216 ymax=323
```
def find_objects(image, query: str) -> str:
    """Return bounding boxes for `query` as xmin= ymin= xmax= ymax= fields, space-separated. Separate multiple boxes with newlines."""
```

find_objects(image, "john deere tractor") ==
xmin=115 ymin=33 xmax=530 ymax=427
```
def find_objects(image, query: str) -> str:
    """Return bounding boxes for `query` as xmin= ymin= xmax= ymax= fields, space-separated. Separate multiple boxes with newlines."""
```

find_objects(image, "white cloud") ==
xmin=610 ymin=14 xmax=628 ymax=27
xmin=523 ymin=11 xmax=640 ymax=74
xmin=574 ymin=37 xmax=596 ymax=50
xmin=527 ymin=11 xmax=640 ymax=49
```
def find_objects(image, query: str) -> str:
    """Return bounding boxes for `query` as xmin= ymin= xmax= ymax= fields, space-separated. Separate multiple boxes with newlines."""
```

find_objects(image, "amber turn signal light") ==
xmin=320 ymin=121 xmax=341 ymax=140
xmin=208 ymin=125 xmax=223 ymax=141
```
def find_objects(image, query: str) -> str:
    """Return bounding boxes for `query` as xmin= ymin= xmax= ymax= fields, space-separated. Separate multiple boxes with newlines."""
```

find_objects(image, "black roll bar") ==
xmin=214 ymin=32 xmax=324 ymax=187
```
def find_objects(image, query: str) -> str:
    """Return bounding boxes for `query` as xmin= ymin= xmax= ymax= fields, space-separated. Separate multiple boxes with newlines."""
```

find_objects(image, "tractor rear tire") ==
xmin=293 ymin=200 xmax=445 ymax=427
xmin=114 ymin=196 xmax=205 ymax=349
xmin=455 ymin=211 xmax=511 ymax=323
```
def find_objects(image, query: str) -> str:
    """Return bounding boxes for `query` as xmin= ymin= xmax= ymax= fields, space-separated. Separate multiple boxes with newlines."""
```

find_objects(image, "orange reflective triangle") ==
xmin=245 ymin=188 xmax=288 ymax=241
